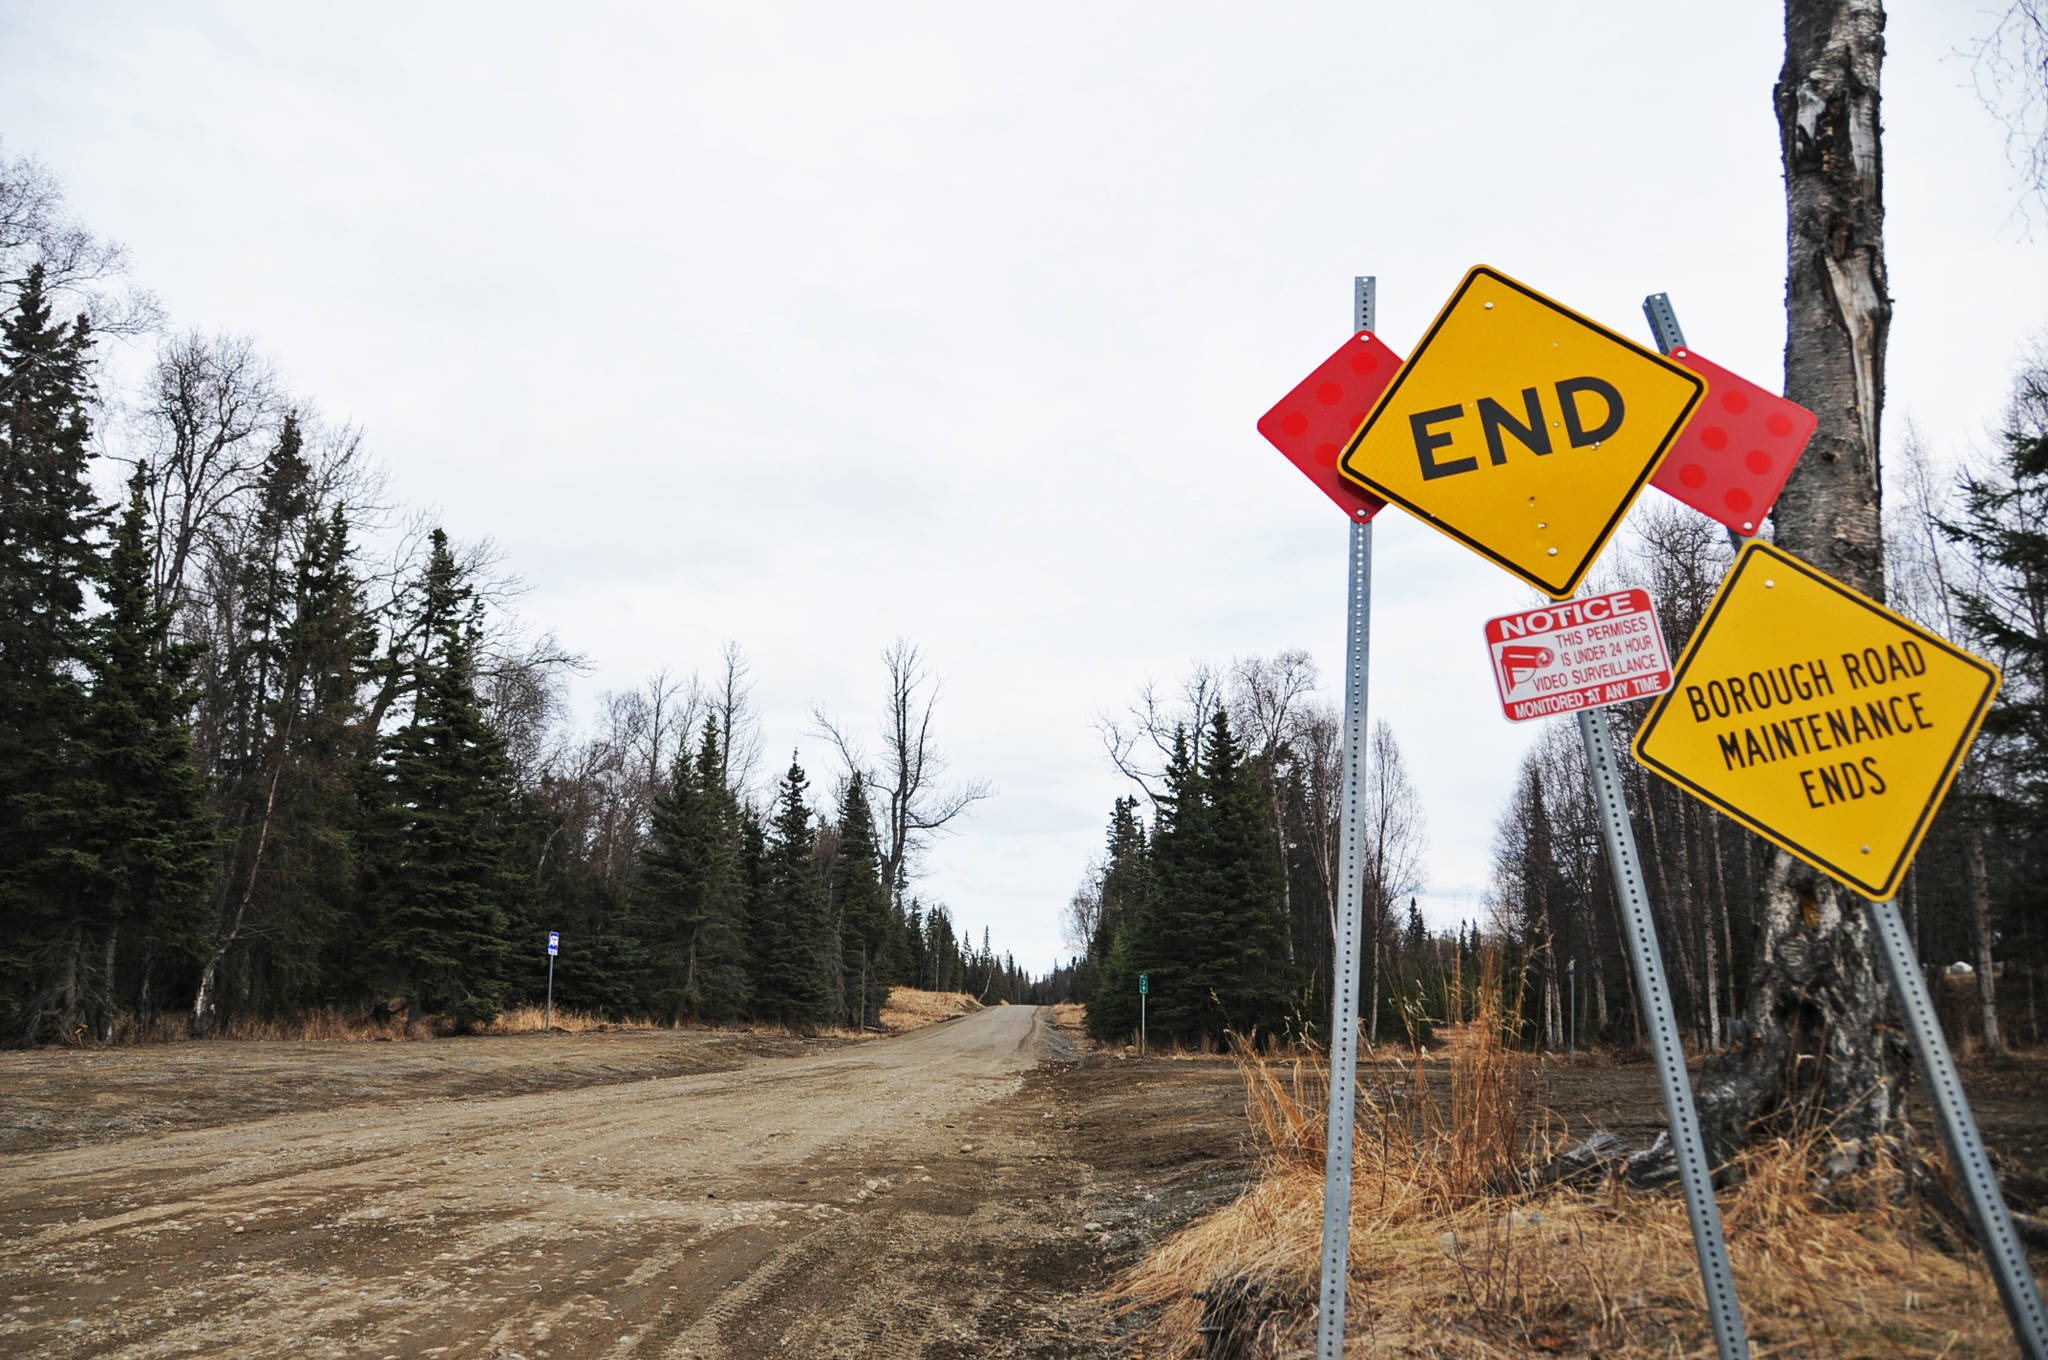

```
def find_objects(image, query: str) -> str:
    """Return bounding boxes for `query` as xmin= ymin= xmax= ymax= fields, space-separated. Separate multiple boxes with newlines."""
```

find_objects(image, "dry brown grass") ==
xmin=119 ymin=1005 xmax=659 ymax=1043
xmin=1111 ymin=959 xmax=2038 ymax=1358
xmin=878 ymin=987 xmax=983 ymax=1032
xmin=107 ymin=992 xmax=980 ymax=1046
xmin=486 ymin=1005 xmax=636 ymax=1035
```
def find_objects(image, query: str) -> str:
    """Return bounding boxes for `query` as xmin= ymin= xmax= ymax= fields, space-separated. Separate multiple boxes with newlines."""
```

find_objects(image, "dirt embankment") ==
xmin=0 ymin=1008 xmax=1255 ymax=1360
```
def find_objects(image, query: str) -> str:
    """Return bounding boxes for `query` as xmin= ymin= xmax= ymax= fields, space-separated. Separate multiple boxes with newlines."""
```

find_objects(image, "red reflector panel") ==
xmin=1651 ymin=349 xmax=1817 ymax=537
xmin=1257 ymin=331 xmax=1398 ymax=522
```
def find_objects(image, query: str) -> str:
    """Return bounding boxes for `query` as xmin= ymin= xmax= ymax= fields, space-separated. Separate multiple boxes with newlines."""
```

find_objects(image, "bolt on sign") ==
xmin=1633 ymin=542 xmax=2000 ymax=900
xmin=1485 ymin=588 xmax=1673 ymax=723
xmin=1337 ymin=266 xmax=1706 ymax=599
xmin=1650 ymin=348 xmax=1817 ymax=538
xmin=1257 ymin=330 xmax=1401 ymax=522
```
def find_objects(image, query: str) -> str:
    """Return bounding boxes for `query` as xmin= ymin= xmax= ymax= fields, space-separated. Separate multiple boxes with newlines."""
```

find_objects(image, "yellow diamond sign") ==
xmin=1338 ymin=266 xmax=1705 ymax=598
xmin=1633 ymin=542 xmax=2000 ymax=901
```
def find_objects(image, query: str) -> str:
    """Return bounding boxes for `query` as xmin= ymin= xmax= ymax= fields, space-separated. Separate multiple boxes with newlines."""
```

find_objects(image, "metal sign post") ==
xmin=1866 ymin=899 xmax=2048 ymax=1359
xmin=1139 ymin=972 xmax=1148 ymax=1057
xmin=1579 ymin=707 xmax=1750 ymax=1360
xmin=545 ymin=930 xmax=559 ymax=1032
xmin=1315 ymin=274 xmax=1377 ymax=1360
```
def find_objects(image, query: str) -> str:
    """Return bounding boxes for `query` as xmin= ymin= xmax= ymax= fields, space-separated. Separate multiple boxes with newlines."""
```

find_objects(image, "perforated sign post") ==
xmin=1485 ymin=589 xmax=1672 ymax=723
xmin=1254 ymin=276 xmax=1380 ymax=1360
xmin=544 ymin=931 xmax=559 ymax=1032
xmin=1337 ymin=265 xmax=1705 ymax=599
xmin=1635 ymin=541 xmax=2048 ymax=1360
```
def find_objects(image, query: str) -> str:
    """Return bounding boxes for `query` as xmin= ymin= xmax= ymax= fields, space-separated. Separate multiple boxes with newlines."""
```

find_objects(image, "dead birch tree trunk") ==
xmin=1695 ymin=0 xmax=1907 ymax=1161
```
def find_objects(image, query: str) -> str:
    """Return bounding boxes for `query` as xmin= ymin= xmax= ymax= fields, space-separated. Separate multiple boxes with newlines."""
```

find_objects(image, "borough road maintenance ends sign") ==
xmin=1633 ymin=541 xmax=1999 ymax=901
xmin=1337 ymin=266 xmax=1705 ymax=599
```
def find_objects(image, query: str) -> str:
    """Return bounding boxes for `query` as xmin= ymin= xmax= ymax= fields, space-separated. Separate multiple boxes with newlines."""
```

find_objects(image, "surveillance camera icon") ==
xmin=1498 ymin=644 xmax=1554 ymax=691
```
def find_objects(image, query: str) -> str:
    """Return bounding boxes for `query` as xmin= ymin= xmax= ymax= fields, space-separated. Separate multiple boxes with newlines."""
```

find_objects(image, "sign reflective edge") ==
xmin=1336 ymin=265 xmax=1706 ymax=599
xmin=1630 ymin=541 xmax=2001 ymax=900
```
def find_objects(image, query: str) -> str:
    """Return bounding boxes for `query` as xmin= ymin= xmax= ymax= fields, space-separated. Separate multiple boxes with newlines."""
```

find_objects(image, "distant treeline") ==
xmin=0 ymin=147 xmax=1049 ymax=1045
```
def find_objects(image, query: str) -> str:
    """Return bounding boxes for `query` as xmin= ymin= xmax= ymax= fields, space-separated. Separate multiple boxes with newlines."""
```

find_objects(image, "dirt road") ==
xmin=0 ymin=1008 xmax=1252 ymax=1360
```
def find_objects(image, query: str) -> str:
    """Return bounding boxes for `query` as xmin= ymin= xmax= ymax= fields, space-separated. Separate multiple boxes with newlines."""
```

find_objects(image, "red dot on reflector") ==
xmin=1316 ymin=382 xmax=1343 ymax=405
xmin=1721 ymin=390 xmax=1750 ymax=414
xmin=1281 ymin=412 xmax=1308 ymax=437
xmin=1745 ymin=449 xmax=1772 ymax=474
xmin=1679 ymin=463 xmax=1708 ymax=488
xmin=1766 ymin=412 xmax=1794 ymax=438
xmin=1349 ymin=350 xmax=1378 ymax=375
xmin=1315 ymin=443 xmax=1340 ymax=468
xmin=1726 ymin=487 xmax=1753 ymax=512
xmin=1701 ymin=426 xmax=1729 ymax=451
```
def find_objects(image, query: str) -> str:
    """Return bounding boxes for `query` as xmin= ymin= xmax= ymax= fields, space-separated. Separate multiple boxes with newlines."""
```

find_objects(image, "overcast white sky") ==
xmin=5 ymin=3 xmax=2043 ymax=973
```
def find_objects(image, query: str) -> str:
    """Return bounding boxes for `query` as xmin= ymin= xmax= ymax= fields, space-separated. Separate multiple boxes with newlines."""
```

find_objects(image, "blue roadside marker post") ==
xmin=545 ymin=930 xmax=559 ymax=1032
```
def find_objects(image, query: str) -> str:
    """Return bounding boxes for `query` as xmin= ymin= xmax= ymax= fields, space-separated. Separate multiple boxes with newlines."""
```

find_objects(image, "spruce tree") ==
xmin=76 ymin=475 xmax=218 ymax=1040
xmin=275 ymin=503 xmax=377 ymax=1003
xmin=637 ymin=745 xmax=705 ymax=1020
xmin=1186 ymin=708 xmax=1295 ymax=1040
xmin=0 ymin=264 xmax=106 ymax=1042
xmin=687 ymin=724 xmax=753 ymax=1023
xmin=1111 ymin=713 xmax=1296 ymax=1047
xmin=637 ymin=719 xmax=751 ymax=1023
xmin=747 ymin=756 xmax=834 ymax=1027
xmin=1121 ymin=726 xmax=1200 ymax=1041
xmin=363 ymin=529 xmax=517 ymax=1033
xmin=1086 ymin=796 xmax=1151 ymax=1041
xmin=831 ymin=772 xmax=892 ymax=1028
xmin=218 ymin=413 xmax=314 ymax=777
xmin=1946 ymin=373 xmax=2048 ymax=820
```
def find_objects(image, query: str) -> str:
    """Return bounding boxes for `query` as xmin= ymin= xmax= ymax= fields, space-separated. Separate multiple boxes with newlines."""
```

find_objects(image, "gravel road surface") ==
xmin=2 ymin=1007 xmax=1238 ymax=1360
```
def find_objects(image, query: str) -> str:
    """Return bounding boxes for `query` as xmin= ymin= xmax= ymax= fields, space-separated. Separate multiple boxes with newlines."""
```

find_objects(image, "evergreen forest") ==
xmin=0 ymin=150 xmax=1045 ymax=1046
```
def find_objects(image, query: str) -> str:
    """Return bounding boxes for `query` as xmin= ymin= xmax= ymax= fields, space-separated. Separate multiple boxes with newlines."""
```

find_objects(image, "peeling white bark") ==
xmin=1696 ymin=0 xmax=1904 ymax=1160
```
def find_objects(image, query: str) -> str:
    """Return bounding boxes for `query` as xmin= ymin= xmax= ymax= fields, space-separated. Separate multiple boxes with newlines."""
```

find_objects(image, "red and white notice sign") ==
xmin=1484 ymin=588 xmax=1674 ymax=723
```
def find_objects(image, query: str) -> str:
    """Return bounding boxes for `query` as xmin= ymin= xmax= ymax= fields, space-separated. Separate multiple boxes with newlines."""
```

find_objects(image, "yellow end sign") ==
xmin=1338 ymin=266 xmax=1705 ymax=599
xmin=1633 ymin=542 xmax=2000 ymax=901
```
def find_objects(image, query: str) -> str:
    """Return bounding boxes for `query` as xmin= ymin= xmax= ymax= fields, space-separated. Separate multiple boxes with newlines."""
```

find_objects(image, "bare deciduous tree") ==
xmin=1969 ymin=0 xmax=2048 ymax=219
xmin=0 ymin=141 xmax=160 ymax=332
xmin=710 ymin=642 xmax=764 ymax=796
xmin=1065 ymin=871 xmax=1104 ymax=957
xmin=1362 ymin=720 xmax=1428 ymax=1043
xmin=136 ymin=332 xmax=283 ymax=619
xmin=815 ymin=640 xmax=990 ymax=908
xmin=1096 ymin=663 xmax=1224 ymax=804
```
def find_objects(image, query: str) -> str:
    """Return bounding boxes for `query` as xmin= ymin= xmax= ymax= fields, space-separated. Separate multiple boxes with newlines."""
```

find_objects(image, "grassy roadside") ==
xmin=1107 ymin=994 xmax=2044 ymax=1357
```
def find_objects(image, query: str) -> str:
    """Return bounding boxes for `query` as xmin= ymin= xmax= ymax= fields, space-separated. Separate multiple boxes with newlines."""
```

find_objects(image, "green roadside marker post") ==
xmin=1138 ymin=973 xmax=1148 ymax=1057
